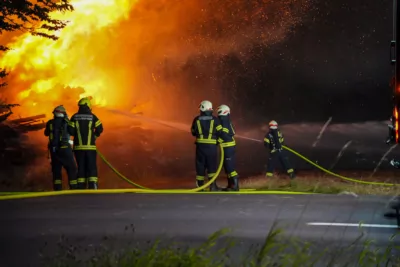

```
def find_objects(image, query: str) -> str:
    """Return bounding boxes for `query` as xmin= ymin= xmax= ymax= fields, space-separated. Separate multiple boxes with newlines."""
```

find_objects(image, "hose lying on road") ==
xmin=0 ymin=116 xmax=397 ymax=200
xmin=283 ymin=146 xmax=397 ymax=187
xmin=0 ymin=144 xmax=314 ymax=201
xmin=235 ymin=135 xmax=398 ymax=187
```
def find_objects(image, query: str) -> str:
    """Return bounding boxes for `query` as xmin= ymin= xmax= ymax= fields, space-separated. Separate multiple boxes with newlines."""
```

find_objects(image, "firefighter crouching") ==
xmin=67 ymin=97 xmax=103 ymax=189
xmin=44 ymin=105 xmax=78 ymax=190
xmin=216 ymin=104 xmax=239 ymax=191
xmin=264 ymin=120 xmax=295 ymax=179
xmin=191 ymin=100 xmax=223 ymax=191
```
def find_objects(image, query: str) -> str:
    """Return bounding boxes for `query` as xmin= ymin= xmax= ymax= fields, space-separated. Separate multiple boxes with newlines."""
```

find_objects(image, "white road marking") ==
xmin=307 ymin=222 xmax=398 ymax=229
xmin=338 ymin=191 xmax=358 ymax=197
xmin=114 ymin=210 xmax=132 ymax=216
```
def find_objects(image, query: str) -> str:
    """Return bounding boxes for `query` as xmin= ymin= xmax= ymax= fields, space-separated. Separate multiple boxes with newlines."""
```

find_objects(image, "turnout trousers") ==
xmin=50 ymin=147 xmax=77 ymax=190
xmin=74 ymin=150 xmax=99 ymax=189
xmin=223 ymin=146 xmax=239 ymax=190
xmin=195 ymin=144 xmax=218 ymax=189
xmin=266 ymin=150 xmax=295 ymax=179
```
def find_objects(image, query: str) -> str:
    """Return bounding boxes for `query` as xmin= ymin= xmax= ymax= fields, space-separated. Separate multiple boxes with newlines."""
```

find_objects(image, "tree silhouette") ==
xmin=0 ymin=0 xmax=74 ymax=87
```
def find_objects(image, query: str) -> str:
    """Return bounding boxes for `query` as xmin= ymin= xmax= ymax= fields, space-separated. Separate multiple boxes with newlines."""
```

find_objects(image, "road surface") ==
xmin=0 ymin=193 xmax=398 ymax=266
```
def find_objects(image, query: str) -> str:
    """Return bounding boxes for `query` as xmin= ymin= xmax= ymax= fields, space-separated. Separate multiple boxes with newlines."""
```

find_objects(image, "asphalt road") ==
xmin=0 ymin=193 xmax=399 ymax=267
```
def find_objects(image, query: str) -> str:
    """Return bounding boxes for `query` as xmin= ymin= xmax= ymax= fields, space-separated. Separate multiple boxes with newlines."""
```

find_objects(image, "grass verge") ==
xmin=42 ymin=226 xmax=399 ymax=267
xmin=241 ymin=172 xmax=400 ymax=195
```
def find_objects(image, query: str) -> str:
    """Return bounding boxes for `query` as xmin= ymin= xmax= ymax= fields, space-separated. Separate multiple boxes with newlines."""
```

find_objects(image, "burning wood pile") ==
xmin=0 ymin=103 xmax=46 ymax=133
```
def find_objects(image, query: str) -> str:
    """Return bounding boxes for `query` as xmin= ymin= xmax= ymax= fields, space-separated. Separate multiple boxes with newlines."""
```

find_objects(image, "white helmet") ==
xmin=269 ymin=120 xmax=278 ymax=129
xmin=199 ymin=100 xmax=213 ymax=112
xmin=53 ymin=105 xmax=66 ymax=118
xmin=217 ymin=104 xmax=230 ymax=116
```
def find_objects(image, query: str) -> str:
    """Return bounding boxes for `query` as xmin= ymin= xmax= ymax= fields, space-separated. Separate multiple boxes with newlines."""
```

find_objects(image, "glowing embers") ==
xmin=394 ymin=106 xmax=399 ymax=143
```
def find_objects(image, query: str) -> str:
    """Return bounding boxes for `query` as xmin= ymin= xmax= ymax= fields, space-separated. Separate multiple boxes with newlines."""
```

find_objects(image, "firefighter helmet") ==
xmin=78 ymin=96 xmax=92 ymax=109
xmin=217 ymin=104 xmax=230 ymax=116
xmin=269 ymin=120 xmax=278 ymax=129
xmin=199 ymin=100 xmax=213 ymax=112
xmin=53 ymin=105 xmax=66 ymax=118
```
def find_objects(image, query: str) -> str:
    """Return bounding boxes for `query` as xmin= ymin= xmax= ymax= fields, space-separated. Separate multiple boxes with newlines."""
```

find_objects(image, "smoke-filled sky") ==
xmin=235 ymin=0 xmax=393 ymax=124
xmin=0 ymin=0 xmax=394 ymax=125
xmin=168 ymin=0 xmax=394 ymax=125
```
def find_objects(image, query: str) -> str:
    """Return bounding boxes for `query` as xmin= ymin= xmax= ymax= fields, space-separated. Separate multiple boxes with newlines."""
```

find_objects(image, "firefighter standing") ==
xmin=44 ymin=105 xmax=77 ymax=190
xmin=386 ymin=116 xmax=396 ymax=145
xmin=216 ymin=104 xmax=239 ymax=191
xmin=67 ymin=97 xmax=103 ymax=189
xmin=386 ymin=115 xmax=400 ymax=168
xmin=191 ymin=100 xmax=223 ymax=191
xmin=264 ymin=120 xmax=295 ymax=179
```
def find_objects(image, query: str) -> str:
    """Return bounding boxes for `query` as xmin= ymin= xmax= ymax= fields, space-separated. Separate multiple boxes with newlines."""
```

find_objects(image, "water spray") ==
xmin=106 ymin=108 xmax=264 ymax=142
xmin=327 ymin=140 xmax=353 ymax=172
xmin=370 ymin=144 xmax=398 ymax=178
xmin=312 ymin=117 xmax=332 ymax=148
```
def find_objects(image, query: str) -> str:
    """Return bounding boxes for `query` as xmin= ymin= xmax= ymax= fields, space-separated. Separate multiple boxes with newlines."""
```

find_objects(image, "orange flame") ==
xmin=0 ymin=0 xmax=138 ymax=117
xmin=0 ymin=0 xmax=311 ymax=120
xmin=395 ymin=106 xmax=399 ymax=143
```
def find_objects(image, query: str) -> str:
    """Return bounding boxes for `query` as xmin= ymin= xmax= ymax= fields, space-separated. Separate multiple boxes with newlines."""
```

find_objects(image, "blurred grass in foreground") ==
xmin=43 ymin=225 xmax=400 ymax=267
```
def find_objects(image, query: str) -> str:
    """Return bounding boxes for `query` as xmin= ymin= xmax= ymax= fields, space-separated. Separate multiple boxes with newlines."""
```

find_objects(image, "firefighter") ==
xmin=191 ymin=100 xmax=223 ymax=191
xmin=67 ymin=97 xmax=103 ymax=189
xmin=386 ymin=116 xmax=396 ymax=145
xmin=386 ymin=115 xmax=400 ymax=168
xmin=264 ymin=120 xmax=295 ymax=179
xmin=44 ymin=105 xmax=77 ymax=190
xmin=216 ymin=104 xmax=239 ymax=191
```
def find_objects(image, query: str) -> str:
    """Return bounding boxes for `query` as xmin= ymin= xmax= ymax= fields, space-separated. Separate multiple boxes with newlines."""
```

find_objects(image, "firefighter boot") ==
xmin=231 ymin=177 xmax=239 ymax=191
xmin=222 ymin=178 xmax=233 ymax=191
xmin=224 ymin=177 xmax=239 ymax=191
xmin=53 ymin=182 xmax=62 ymax=191
xmin=209 ymin=181 xmax=220 ymax=191
xmin=88 ymin=181 xmax=98 ymax=190
xmin=196 ymin=179 xmax=205 ymax=192
xmin=69 ymin=184 xmax=78 ymax=190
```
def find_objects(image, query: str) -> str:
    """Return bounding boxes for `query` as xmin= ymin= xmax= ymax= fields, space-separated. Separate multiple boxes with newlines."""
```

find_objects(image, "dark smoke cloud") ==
xmin=153 ymin=0 xmax=393 ymax=125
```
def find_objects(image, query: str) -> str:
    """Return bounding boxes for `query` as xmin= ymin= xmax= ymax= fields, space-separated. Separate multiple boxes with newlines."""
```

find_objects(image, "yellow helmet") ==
xmin=78 ymin=96 xmax=92 ymax=109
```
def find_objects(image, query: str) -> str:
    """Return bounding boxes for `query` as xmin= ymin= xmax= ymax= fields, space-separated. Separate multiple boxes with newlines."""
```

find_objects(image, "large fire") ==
xmin=0 ymin=0 xmax=311 ymax=120
xmin=0 ymin=0 xmax=139 ymax=118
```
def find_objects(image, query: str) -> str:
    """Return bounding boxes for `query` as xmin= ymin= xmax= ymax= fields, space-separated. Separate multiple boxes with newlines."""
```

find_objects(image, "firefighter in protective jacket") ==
xmin=386 ymin=116 xmax=396 ymax=145
xmin=67 ymin=97 xmax=103 ymax=189
xmin=386 ymin=115 xmax=400 ymax=168
xmin=264 ymin=120 xmax=295 ymax=179
xmin=191 ymin=100 xmax=223 ymax=191
xmin=44 ymin=105 xmax=78 ymax=190
xmin=216 ymin=104 xmax=239 ymax=191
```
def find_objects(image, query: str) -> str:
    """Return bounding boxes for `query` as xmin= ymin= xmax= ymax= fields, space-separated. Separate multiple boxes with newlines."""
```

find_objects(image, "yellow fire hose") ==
xmin=0 ymin=138 xmax=398 ymax=201
xmin=95 ymin=144 xmax=398 ymax=190
xmin=0 ymin=144 xmax=314 ymax=201
xmin=283 ymin=146 xmax=397 ymax=187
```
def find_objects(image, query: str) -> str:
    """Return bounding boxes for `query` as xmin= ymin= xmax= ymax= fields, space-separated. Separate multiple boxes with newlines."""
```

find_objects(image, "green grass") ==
xmin=241 ymin=173 xmax=400 ymax=195
xmin=42 ymin=226 xmax=400 ymax=267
